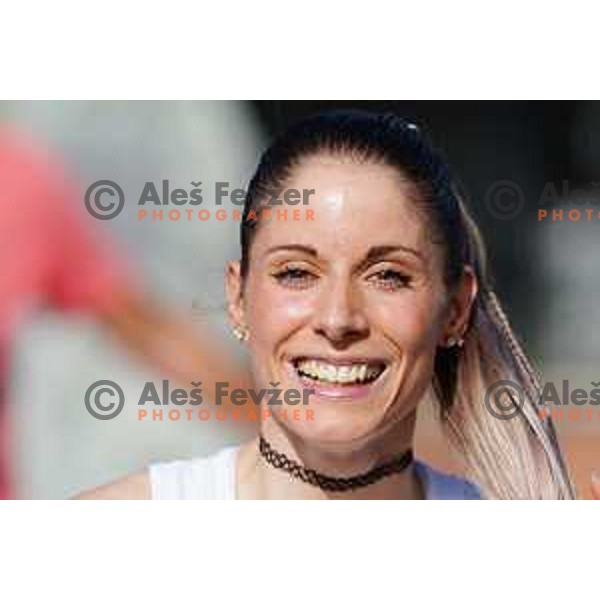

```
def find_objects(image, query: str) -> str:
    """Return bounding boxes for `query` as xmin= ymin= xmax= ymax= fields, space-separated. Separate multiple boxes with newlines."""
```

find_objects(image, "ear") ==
xmin=440 ymin=265 xmax=478 ymax=345
xmin=225 ymin=260 xmax=246 ymax=330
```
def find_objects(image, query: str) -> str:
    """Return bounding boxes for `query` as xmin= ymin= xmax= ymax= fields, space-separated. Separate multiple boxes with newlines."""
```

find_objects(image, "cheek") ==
xmin=244 ymin=276 xmax=315 ymax=344
xmin=369 ymin=290 xmax=445 ymax=353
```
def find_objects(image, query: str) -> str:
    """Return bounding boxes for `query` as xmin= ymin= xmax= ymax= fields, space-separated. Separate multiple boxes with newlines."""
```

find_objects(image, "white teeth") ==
xmin=295 ymin=360 xmax=383 ymax=384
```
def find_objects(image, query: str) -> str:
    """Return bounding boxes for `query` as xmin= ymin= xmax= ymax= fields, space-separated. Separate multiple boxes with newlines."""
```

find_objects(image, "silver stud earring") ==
xmin=446 ymin=336 xmax=464 ymax=349
xmin=232 ymin=325 xmax=249 ymax=343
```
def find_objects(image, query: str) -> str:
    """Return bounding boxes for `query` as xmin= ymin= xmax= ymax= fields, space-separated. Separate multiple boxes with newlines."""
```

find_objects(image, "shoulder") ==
xmin=72 ymin=470 xmax=151 ymax=500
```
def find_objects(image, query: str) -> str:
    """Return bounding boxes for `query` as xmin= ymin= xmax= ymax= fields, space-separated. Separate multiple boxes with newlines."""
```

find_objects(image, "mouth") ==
xmin=288 ymin=356 xmax=388 ymax=398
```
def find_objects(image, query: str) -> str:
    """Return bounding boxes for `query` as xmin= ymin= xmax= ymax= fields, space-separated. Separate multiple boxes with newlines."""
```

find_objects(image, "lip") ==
xmin=285 ymin=355 xmax=388 ymax=400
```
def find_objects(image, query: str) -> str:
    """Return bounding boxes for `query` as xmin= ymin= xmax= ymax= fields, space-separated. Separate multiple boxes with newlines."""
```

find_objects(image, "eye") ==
xmin=271 ymin=266 xmax=318 ymax=289
xmin=367 ymin=268 xmax=413 ymax=291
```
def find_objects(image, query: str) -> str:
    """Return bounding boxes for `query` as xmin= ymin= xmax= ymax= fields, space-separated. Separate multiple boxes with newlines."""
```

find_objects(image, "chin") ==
xmin=275 ymin=401 xmax=396 ymax=449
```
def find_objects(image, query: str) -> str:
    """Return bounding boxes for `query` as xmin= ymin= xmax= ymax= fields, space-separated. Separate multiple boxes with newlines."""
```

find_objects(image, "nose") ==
xmin=312 ymin=276 xmax=369 ymax=345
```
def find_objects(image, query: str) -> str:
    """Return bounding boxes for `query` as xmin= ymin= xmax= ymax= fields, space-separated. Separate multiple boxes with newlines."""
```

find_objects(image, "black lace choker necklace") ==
xmin=258 ymin=436 xmax=414 ymax=492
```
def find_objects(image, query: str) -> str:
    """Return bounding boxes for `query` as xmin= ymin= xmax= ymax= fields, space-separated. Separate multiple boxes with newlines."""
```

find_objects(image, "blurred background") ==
xmin=0 ymin=100 xmax=598 ymax=498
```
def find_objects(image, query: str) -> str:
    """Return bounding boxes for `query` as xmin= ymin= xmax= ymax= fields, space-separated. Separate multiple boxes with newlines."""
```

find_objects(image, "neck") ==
xmin=236 ymin=412 xmax=424 ymax=500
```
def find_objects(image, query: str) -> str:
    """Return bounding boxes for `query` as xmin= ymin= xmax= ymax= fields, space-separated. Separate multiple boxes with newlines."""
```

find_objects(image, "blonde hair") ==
xmin=434 ymin=201 xmax=575 ymax=499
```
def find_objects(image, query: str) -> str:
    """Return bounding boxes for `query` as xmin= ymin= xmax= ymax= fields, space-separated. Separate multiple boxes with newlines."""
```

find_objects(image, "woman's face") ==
xmin=227 ymin=155 xmax=469 ymax=446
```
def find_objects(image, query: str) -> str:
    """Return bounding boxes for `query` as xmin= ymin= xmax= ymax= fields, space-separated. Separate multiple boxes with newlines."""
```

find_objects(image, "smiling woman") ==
xmin=76 ymin=110 xmax=576 ymax=500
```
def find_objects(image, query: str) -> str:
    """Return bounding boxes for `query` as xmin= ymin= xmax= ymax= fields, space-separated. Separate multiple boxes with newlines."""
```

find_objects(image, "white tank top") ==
xmin=149 ymin=446 xmax=482 ymax=500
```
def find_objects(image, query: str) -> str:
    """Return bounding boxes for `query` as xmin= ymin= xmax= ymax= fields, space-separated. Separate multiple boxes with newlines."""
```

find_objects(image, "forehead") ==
xmin=252 ymin=157 xmax=433 ymax=261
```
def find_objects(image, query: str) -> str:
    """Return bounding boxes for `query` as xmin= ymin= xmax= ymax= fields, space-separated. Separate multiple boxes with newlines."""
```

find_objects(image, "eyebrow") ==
xmin=266 ymin=244 xmax=425 ymax=263
xmin=266 ymin=244 xmax=319 ymax=257
xmin=364 ymin=245 xmax=424 ymax=263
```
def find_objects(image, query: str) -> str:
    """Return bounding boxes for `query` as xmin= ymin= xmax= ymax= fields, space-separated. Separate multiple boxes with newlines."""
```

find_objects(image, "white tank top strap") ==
xmin=149 ymin=446 xmax=238 ymax=500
